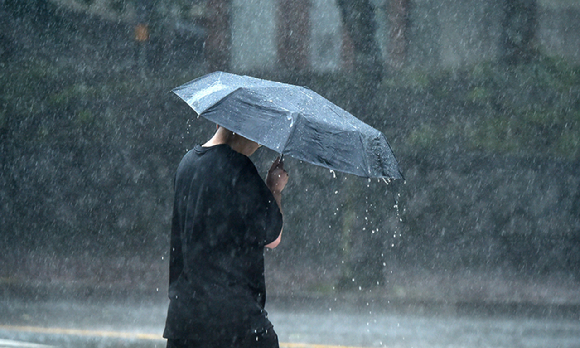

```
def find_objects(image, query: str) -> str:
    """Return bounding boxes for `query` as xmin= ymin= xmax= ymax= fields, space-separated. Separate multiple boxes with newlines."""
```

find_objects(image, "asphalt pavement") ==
xmin=1 ymin=294 xmax=579 ymax=348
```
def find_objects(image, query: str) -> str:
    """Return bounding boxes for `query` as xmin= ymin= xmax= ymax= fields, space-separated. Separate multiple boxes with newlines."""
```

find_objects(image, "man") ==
xmin=163 ymin=125 xmax=288 ymax=348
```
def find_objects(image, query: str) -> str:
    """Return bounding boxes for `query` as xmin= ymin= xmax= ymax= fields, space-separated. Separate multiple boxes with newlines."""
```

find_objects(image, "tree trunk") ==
xmin=501 ymin=0 xmax=538 ymax=65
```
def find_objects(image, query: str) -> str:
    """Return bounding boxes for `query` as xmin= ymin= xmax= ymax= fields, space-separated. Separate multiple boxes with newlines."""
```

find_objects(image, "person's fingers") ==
xmin=270 ymin=157 xmax=284 ymax=172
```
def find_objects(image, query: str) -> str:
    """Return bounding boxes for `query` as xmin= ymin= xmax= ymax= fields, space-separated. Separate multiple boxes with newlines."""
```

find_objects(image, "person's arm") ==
xmin=265 ymin=157 xmax=288 ymax=248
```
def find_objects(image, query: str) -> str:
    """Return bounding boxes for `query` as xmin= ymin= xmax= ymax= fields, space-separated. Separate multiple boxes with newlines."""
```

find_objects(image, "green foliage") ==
xmin=75 ymin=109 xmax=95 ymax=126
xmin=109 ymin=0 xmax=127 ymax=13
xmin=383 ymin=69 xmax=431 ymax=91
xmin=467 ymin=86 xmax=492 ymax=103
xmin=407 ymin=124 xmax=440 ymax=150
xmin=395 ymin=55 xmax=580 ymax=160
xmin=556 ymin=126 xmax=580 ymax=159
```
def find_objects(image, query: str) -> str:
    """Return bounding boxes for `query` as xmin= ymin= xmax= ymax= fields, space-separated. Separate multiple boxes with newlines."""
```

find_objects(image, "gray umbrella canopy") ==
xmin=173 ymin=71 xmax=403 ymax=179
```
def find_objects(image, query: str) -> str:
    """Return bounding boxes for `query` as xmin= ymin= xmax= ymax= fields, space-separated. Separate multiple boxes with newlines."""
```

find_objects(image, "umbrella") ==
xmin=172 ymin=71 xmax=403 ymax=180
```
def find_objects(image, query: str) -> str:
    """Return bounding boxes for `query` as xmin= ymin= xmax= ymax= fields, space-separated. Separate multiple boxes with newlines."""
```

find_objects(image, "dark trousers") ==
xmin=166 ymin=329 xmax=279 ymax=348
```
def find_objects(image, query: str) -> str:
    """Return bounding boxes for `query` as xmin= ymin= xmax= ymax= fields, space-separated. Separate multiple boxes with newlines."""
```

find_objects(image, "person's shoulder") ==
xmin=195 ymin=144 xmax=254 ymax=172
xmin=176 ymin=148 xmax=196 ymax=166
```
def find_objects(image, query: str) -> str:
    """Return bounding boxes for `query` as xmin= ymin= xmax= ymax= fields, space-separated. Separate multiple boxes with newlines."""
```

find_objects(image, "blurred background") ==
xmin=0 ymin=0 xmax=579 ymax=307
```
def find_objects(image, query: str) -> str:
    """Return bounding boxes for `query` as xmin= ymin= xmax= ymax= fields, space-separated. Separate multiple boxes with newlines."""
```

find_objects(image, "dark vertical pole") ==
xmin=134 ymin=0 xmax=154 ymax=77
xmin=570 ymin=159 xmax=580 ymax=280
xmin=501 ymin=0 xmax=538 ymax=65
xmin=341 ymin=24 xmax=355 ymax=72
xmin=337 ymin=0 xmax=383 ymax=85
xmin=387 ymin=0 xmax=409 ymax=69
xmin=205 ymin=0 xmax=232 ymax=72
xmin=336 ymin=0 xmax=385 ymax=290
xmin=276 ymin=0 xmax=311 ymax=71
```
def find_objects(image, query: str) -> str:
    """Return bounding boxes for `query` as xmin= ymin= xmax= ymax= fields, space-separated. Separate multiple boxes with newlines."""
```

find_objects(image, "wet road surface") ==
xmin=1 ymin=297 xmax=579 ymax=348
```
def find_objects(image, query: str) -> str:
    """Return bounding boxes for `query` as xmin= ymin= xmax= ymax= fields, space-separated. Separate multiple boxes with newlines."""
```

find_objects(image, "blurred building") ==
xmin=48 ymin=0 xmax=580 ymax=73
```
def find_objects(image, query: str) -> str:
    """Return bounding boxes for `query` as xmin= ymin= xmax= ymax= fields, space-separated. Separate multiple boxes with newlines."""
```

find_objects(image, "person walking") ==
xmin=163 ymin=125 xmax=288 ymax=348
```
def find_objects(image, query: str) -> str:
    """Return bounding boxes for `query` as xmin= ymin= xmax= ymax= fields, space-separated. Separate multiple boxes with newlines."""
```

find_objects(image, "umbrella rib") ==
xmin=280 ymin=111 xmax=301 ymax=155
xmin=196 ymin=87 xmax=244 ymax=119
xmin=357 ymin=132 xmax=370 ymax=177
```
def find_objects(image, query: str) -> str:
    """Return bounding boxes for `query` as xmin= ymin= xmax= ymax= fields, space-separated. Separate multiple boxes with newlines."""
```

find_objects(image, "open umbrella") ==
xmin=173 ymin=71 xmax=403 ymax=179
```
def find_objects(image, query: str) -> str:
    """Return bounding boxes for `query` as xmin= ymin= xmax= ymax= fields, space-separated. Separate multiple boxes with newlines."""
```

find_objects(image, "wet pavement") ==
xmin=1 ymin=296 xmax=579 ymax=348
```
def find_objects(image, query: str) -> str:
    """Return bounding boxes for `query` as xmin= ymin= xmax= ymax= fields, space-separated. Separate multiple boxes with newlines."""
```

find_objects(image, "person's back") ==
xmin=164 ymin=136 xmax=285 ymax=348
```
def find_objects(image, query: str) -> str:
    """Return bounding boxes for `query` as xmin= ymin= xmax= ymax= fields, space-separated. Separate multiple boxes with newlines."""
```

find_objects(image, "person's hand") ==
xmin=266 ymin=157 xmax=288 ymax=193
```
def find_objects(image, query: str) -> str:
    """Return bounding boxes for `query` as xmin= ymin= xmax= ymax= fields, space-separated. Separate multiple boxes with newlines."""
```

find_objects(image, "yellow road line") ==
xmin=281 ymin=344 xmax=372 ymax=348
xmin=0 ymin=325 xmax=373 ymax=348
xmin=0 ymin=325 xmax=160 ymax=340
